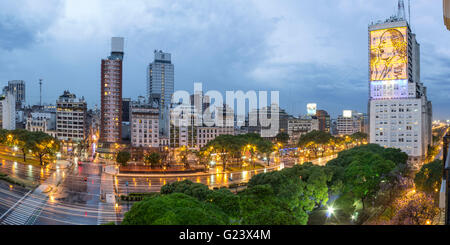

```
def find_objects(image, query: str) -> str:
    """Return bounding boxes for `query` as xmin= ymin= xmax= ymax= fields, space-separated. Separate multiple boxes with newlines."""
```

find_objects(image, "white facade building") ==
xmin=368 ymin=11 xmax=432 ymax=164
xmin=26 ymin=112 xmax=57 ymax=137
xmin=130 ymin=101 xmax=160 ymax=148
xmin=1 ymin=92 xmax=16 ymax=130
xmin=56 ymin=91 xmax=87 ymax=143
xmin=197 ymin=127 xmax=235 ymax=148
xmin=337 ymin=110 xmax=362 ymax=136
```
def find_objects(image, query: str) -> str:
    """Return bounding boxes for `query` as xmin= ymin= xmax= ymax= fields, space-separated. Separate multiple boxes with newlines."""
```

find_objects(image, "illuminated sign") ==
xmin=370 ymin=27 xmax=408 ymax=81
xmin=343 ymin=110 xmax=352 ymax=118
xmin=370 ymin=79 xmax=408 ymax=99
xmin=307 ymin=103 xmax=317 ymax=116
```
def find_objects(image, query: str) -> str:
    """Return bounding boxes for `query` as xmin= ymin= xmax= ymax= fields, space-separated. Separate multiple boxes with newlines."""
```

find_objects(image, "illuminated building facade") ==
xmin=368 ymin=7 xmax=432 ymax=165
xmin=316 ymin=109 xmax=330 ymax=133
xmin=337 ymin=110 xmax=363 ymax=136
xmin=148 ymin=50 xmax=174 ymax=137
xmin=56 ymin=91 xmax=87 ymax=143
xmin=130 ymin=99 xmax=160 ymax=148
xmin=100 ymin=37 xmax=124 ymax=144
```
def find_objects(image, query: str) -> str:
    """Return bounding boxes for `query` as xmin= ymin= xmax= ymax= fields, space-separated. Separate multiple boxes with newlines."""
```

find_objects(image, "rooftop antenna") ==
xmin=39 ymin=78 xmax=43 ymax=107
xmin=397 ymin=0 xmax=406 ymax=20
xmin=408 ymin=0 xmax=411 ymax=26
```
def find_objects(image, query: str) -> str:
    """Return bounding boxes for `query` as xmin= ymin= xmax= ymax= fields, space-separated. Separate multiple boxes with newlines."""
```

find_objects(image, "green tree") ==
xmin=343 ymin=152 xmax=396 ymax=210
xmin=350 ymin=132 xmax=368 ymax=145
xmin=239 ymin=184 xmax=302 ymax=225
xmin=275 ymin=132 xmax=290 ymax=145
xmin=414 ymin=160 xmax=443 ymax=195
xmin=13 ymin=129 xmax=34 ymax=162
xmin=298 ymin=130 xmax=332 ymax=157
xmin=160 ymin=180 xmax=212 ymax=201
xmin=30 ymin=132 xmax=60 ymax=165
xmin=116 ymin=151 xmax=131 ymax=166
xmin=206 ymin=188 xmax=240 ymax=219
xmin=144 ymin=152 xmax=161 ymax=168
xmin=121 ymin=193 xmax=230 ymax=225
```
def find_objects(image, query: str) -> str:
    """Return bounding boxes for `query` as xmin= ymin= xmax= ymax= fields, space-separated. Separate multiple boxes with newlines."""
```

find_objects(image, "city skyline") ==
xmin=0 ymin=0 xmax=449 ymax=120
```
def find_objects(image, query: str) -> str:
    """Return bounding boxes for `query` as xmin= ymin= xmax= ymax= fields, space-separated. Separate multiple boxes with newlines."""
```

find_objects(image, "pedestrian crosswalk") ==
xmin=97 ymin=202 xmax=117 ymax=225
xmin=0 ymin=193 xmax=48 ymax=225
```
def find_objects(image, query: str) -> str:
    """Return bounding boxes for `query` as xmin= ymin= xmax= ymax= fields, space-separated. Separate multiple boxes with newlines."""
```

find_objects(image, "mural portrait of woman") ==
xmin=370 ymin=27 xmax=408 ymax=81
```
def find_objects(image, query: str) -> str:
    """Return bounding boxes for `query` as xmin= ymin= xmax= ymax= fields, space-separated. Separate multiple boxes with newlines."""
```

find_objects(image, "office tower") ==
xmin=3 ymin=80 xmax=25 ymax=108
xmin=316 ymin=110 xmax=331 ymax=133
xmin=130 ymin=99 xmax=160 ymax=148
xmin=147 ymin=50 xmax=174 ymax=137
xmin=368 ymin=1 xmax=432 ymax=164
xmin=101 ymin=37 xmax=124 ymax=143
xmin=0 ymin=91 xmax=16 ymax=130
xmin=56 ymin=91 xmax=87 ymax=143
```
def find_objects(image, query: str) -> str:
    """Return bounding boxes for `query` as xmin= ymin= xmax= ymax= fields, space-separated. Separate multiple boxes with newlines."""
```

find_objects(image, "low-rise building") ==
xmin=26 ymin=112 xmax=57 ymax=137
xmin=288 ymin=117 xmax=319 ymax=143
xmin=197 ymin=126 xmax=234 ymax=148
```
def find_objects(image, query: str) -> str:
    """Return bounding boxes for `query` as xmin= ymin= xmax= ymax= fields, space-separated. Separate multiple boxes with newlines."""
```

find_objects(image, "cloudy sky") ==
xmin=0 ymin=0 xmax=449 ymax=119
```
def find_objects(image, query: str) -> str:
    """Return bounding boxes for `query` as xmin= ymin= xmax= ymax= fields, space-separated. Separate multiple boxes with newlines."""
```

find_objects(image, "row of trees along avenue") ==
xmin=119 ymin=144 xmax=422 ymax=225
xmin=0 ymin=129 xmax=60 ymax=165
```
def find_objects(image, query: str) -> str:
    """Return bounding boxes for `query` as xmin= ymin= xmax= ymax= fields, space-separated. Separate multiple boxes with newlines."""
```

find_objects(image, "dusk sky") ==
xmin=0 ymin=0 xmax=448 ymax=119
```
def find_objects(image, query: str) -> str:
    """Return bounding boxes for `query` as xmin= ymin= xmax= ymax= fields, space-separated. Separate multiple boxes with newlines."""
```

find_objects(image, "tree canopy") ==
xmin=414 ymin=160 xmax=443 ymax=195
xmin=116 ymin=151 xmax=131 ymax=166
xmin=121 ymin=193 xmax=230 ymax=225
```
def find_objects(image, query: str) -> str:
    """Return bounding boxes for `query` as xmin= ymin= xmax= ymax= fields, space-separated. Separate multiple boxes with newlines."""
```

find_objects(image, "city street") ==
xmin=0 ymin=180 xmax=30 ymax=219
xmin=33 ymin=162 xmax=111 ymax=225
xmin=0 ymin=158 xmax=53 ymax=185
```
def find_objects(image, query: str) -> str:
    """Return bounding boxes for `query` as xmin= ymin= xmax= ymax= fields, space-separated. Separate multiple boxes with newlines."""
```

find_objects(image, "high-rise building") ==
xmin=0 ymin=91 xmax=16 ymax=130
xmin=56 ymin=91 xmax=87 ymax=143
xmin=368 ymin=2 xmax=432 ymax=164
xmin=3 ymin=80 xmax=25 ymax=108
xmin=316 ymin=110 xmax=331 ymax=133
xmin=100 ymin=37 xmax=124 ymax=143
xmin=148 ymin=50 xmax=174 ymax=137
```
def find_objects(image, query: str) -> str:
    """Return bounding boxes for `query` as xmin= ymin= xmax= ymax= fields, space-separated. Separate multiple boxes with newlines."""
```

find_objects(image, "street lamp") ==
xmin=326 ymin=206 xmax=335 ymax=218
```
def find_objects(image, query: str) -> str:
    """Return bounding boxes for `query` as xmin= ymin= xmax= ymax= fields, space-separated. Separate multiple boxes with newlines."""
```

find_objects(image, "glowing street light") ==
xmin=326 ymin=206 xmax=335 ymax=218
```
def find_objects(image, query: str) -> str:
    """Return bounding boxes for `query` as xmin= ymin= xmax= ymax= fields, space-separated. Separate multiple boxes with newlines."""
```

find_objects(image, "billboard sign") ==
xmin=343 ymin=110 xmax=352 ymax=118
xmin=370 ymin=27 xmax=408 ymax=81
xmin=307 ymin=103 xmax=317 ymax=116
xmin=370 ymin=79 xmax=408 ymax=99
